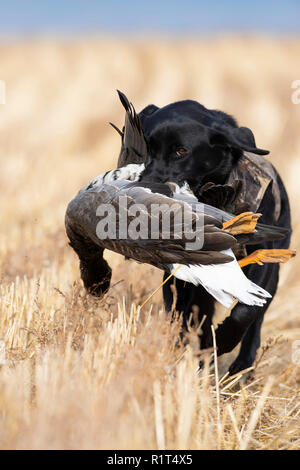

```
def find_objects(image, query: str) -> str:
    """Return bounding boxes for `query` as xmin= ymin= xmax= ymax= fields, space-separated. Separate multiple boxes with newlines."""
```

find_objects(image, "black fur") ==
xmin=137 ymin=99 xmax=291 ymax=374
xmin=66 ymin=223 xmax=112 ymax=296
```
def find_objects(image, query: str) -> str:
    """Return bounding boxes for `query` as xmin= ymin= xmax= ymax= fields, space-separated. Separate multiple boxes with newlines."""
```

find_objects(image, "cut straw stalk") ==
xmin=153 ymin=380 xmax=165 ymax=450
xmin=140 ymin=264 xmax=182 ymax=309
xmin=239 ymin=376 xmax=274 ymax=450
xmin=211 ymin=325 xmax=221 ymax=448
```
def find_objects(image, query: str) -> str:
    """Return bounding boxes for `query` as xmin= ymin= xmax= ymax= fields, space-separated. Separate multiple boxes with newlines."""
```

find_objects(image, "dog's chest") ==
xmin=226 ymin=152 xmax=281 ymax=221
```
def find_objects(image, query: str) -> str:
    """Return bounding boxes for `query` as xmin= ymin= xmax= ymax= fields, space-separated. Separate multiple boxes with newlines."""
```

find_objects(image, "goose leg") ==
xmin=238 ymin=248 xmax=296 ymax=268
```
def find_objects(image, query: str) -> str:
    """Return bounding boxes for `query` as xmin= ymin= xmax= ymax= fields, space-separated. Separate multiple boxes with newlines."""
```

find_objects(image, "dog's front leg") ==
xmin=66 ymin=222 xmax=112 ymax=297
xmin=227 ymin=263 xmax=279 ymax=374
xmin=214 ymin=262 xmax=278 ymax=367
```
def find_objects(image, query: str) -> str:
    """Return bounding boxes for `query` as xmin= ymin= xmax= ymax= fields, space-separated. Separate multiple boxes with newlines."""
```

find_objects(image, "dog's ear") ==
xmin=139 ymin=104 xmax=159 ymax=116
xmin=209 ymin=123 xmax=269 ymax=156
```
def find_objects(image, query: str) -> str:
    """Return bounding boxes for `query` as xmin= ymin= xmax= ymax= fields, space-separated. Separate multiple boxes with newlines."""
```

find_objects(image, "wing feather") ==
xmin=65 ymin=181 xmax=236 ymax=269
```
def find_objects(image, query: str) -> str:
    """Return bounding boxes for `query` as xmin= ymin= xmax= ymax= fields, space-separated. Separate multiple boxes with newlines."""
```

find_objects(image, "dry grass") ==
xmin=0 ymin=36 xmax=299 ymax=450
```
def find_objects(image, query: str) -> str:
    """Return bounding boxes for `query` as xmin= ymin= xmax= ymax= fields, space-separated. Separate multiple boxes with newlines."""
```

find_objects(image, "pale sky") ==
xmin=0 ymin=0 xmax=299 ymax=37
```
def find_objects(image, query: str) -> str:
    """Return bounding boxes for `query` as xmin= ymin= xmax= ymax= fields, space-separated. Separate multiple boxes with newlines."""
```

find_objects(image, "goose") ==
xmin=65 ymin=167 xmax=293 ymax=308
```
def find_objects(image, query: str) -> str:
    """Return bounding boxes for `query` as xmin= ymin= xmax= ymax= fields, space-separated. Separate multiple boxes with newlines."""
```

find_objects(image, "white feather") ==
xmin=172 ymin=181 xmax=197 ymax=198
xmin=81 ymin=164 xmax=145 ymax=192
xmin=170 ymin=249 xmax=271 ymax=308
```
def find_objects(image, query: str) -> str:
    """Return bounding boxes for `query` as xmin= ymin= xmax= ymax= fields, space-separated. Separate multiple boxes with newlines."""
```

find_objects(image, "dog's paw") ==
xmin=228 ymin=357 xmax=254 ymax=377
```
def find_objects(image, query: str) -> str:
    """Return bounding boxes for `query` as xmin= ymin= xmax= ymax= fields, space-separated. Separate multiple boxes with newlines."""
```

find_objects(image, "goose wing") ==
xmin=65 ymin=180 xmax=237 ymax=271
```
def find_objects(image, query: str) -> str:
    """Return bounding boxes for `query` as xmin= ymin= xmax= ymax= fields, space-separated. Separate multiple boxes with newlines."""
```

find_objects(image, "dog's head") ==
xmin=138 ymin=100 xmax=269 ymax=191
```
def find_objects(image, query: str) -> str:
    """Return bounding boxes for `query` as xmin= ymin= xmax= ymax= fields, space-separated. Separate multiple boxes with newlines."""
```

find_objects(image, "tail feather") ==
xmin=236 ymin=223 xmax=290 ymax=245
xmin=170 ymin=249 xmax=271 ymax=308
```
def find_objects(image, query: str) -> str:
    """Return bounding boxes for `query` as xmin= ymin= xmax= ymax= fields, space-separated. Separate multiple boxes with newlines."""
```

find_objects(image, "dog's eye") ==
xmin=175 ymin=148 xmax=187 ymax=157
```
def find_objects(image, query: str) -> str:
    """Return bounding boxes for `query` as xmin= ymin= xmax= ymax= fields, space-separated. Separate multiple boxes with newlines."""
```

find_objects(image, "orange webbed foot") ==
xmin=238 ymin=249 xmax=297 ymax=268
xmin=222 ymin=212 xmax=261 ymax=235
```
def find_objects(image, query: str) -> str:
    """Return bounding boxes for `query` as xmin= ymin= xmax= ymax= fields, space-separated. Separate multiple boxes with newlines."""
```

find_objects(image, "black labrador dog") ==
xmin=117 ymin=96 xmax=292 ymax=375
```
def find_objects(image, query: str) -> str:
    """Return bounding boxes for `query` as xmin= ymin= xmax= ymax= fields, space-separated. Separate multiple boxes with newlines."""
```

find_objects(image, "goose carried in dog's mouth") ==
xmin=65 ymin=159 xmax=294 ymax=309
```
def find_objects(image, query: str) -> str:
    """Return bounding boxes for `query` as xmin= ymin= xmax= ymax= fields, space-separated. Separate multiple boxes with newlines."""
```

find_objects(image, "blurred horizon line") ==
xmin=0 ymin=31 xmax=300 ymax=43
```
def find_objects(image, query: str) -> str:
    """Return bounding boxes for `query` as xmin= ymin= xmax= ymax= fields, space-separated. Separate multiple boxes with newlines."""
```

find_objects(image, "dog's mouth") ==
xmin=140 ymin=171 xmax=188 ymax=187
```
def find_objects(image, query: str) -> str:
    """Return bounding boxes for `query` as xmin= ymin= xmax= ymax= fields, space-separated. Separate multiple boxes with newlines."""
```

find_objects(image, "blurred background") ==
xmin=0 ymin=0 xmax=300 ymax=295
xmin=0 ymin=0 xmax=299 ymax=449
